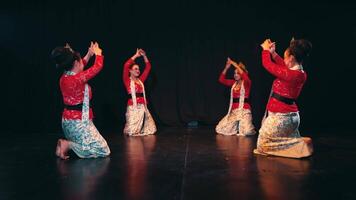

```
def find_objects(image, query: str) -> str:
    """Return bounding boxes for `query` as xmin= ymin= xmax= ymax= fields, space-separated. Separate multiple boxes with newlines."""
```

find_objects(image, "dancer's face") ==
xmin=73 ymin=58 xmax=84 ymax=72
xmin=130 ymin=64 xmax=140 ymax=77
xmin=234 ymin=69 xmax=241 ymax=81
xmin=284 ymin=49 xmax=295 ymax=68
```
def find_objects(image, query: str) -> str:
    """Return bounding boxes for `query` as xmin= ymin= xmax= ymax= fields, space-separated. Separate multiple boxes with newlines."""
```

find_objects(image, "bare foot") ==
xmin=253 ymin=149 xmax=268 ymax=156
xmin=55 ymin=139 xmax=61 ymax=157
xmin=302 ymin=137 xmax=313 ymax=145
xmin=58 ymin=139 xmax=70 ymax=160
xmin=302 ymin=137 xmax=314 ymax=154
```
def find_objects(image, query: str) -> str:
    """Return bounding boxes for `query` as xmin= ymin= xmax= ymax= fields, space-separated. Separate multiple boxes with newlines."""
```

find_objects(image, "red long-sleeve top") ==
xmin=123 ymin=58 xmax=151 ymax=106
xmin=60 ymin=55 xmax=104 ymax=120
xmin=261 ymin=50 xmax=307 ymax=113
xmin=219 ymin=71 xmax=252 ymax=110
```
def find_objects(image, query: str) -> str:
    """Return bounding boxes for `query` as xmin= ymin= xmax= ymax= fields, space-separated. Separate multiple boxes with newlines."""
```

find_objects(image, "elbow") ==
xmin=218 ymin=78 xmax=224 ymax=84
xmin=261 ymin=59 xmax=268 ymax=68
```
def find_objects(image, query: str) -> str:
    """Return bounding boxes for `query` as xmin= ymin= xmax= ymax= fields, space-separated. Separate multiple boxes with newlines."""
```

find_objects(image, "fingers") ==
xmin=137 ymin=48 xmax=146 ymax=56
xmin=260 ymin=38 xmax=275 ymax=50
xmin=60 ymin=154 xmax=70 ymax=160
xmin=89 ymin=41 xmax=99 ymax=48
xmin=262 ymin=38 xmax=273 ymax=44
xmin=226 ymin=58 xmax=231 ymax=64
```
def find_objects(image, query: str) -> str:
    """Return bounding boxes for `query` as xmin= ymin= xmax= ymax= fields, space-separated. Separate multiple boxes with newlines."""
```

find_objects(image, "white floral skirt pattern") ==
xmin=216 ymin=108 xmax=256 ymax=136
xmin=124 ymin=104 xmax=157 ymax=136
xmin=62 ymin=119 xmax=111 ymax=158
xmin=254 ymin=112 xmax=312 ymax=158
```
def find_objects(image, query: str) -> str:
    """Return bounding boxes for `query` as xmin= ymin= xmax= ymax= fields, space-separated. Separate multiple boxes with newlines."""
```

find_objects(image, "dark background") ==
xmin=1 ymin=0 xmax=355 ymax=135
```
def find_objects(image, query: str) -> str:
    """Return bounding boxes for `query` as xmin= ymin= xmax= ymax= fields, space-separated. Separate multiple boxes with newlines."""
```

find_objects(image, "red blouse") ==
xmin=261 ymin=50 xmax=307 ymax=113
xmin=123 ymin=58 xmax=151 ymax=106
xmin=219 ymin=72 xmax=252 ymax=110
xmin=60 ymin=55 xmax=104 ymax=120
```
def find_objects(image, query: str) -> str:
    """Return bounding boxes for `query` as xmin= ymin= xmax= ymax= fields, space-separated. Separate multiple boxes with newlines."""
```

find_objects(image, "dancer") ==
xmin=216 ymin=57 xmax=256 ymax=136
xmin=254 ymin=38 xmax=313 ymax=158
xmin=123 ymin=49 xmax=157 ymax=136
xmin=51 ymin=42 xmax=110 ymax=159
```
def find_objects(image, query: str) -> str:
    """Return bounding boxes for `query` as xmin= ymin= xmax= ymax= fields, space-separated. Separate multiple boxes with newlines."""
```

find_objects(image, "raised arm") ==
xmin=260 ymin=39 xmax=300 ymax=81
xmin=271 ymin=52 xmax=285 ymax=66
xmin=230 ymin=59 xmax=251 ymax=85
xmin=82 ymin=42 xmax=95 ymax=66
xmin=123 ymin=49 xmax=141 ymax=87
xmin=218 ymin=58 xmax=235 ymax=86
xmin=261 ymin=50 xmax=297 ymax=81
xmin=138 ymin=49 xmax=151 ymax=82
xmin=240 ymin=71 xmax=251 ymax=84
xmin=75 ymin=42 xmax=104 ymax=84
xmin=230 ymin=59 xmax=245 ymax=75
xmin=269 ymin=42 xmax=285 ymax=66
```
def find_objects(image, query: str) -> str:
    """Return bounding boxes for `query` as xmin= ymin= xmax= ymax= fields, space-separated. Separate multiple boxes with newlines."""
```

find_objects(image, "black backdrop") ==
xmin=2 ymin=0 xmax=355 ymax=135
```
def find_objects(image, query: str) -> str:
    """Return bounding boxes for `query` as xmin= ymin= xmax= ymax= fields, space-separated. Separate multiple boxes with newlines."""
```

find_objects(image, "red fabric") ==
xmin=219 ymin=72 xmax=252 ymax=110
xmin=123 ymin=58 xmax=151 ymax=105
xmin=261 ymin=50 xmax=307 ymax=113
xmin=60 ymin=55 xmax=104 ymax=120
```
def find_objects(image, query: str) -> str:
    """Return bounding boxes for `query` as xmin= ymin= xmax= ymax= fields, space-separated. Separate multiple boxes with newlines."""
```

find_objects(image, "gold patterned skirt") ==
xmin=254 ymin=112 xmax=313 ymax=158
xmin=216 ymin=108 xmax=256 ymax=136
xmin=123 ymin=104 xmax=157 ymax=136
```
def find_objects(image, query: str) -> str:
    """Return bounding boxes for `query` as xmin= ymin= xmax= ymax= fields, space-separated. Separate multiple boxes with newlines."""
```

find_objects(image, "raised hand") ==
xmin=140 ymin=49 xmax=149 ymax=62
xmin=270 ymin=41 xmax=276 ymax=54
xmin=82 ymin=42 xmax=95 ymax=64
xmin=91 ymin=42 xmax=102 ymax=56
xmin=225 ymin=57 xmax=232 ymax=68
xmin=260 ymin=39 xmax=273 ymax=51
xmin=135 ymin=48 xmax=141 ymax=57
xmin=229 ymin=57 xmax=239 ymax=67
xmin=139 ymin=49 xmax=146 ymax=57
xmin=87 ymin=41 xmax=95 ymax=56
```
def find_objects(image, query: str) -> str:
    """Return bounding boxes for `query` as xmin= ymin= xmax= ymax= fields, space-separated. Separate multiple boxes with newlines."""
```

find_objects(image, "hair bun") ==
xmin=289 ymin=39 xmax=312 ymax=63
xmin=51 ymin=47 xmax=76 ymax=70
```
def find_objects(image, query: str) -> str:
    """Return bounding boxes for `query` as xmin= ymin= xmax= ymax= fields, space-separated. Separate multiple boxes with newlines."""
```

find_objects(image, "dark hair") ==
xmin=129 ymin=62 xmax=138 ymax=69
xmin=51 ymin=47 xmax=81 ymax=71
xmin=288 ymin=39 xmax=312 ymax=63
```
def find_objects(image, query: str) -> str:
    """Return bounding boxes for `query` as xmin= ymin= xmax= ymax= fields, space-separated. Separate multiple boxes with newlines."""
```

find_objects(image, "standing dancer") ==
xmin=123 ymin=49 xmax=157 ymax=136
xmin=254 ymin=38 xmax=313 ymax=158
xmin=51 ymin=42 xmax=110 ymax=159
xmin=216 ymin=57 xmax=256 ymax=136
